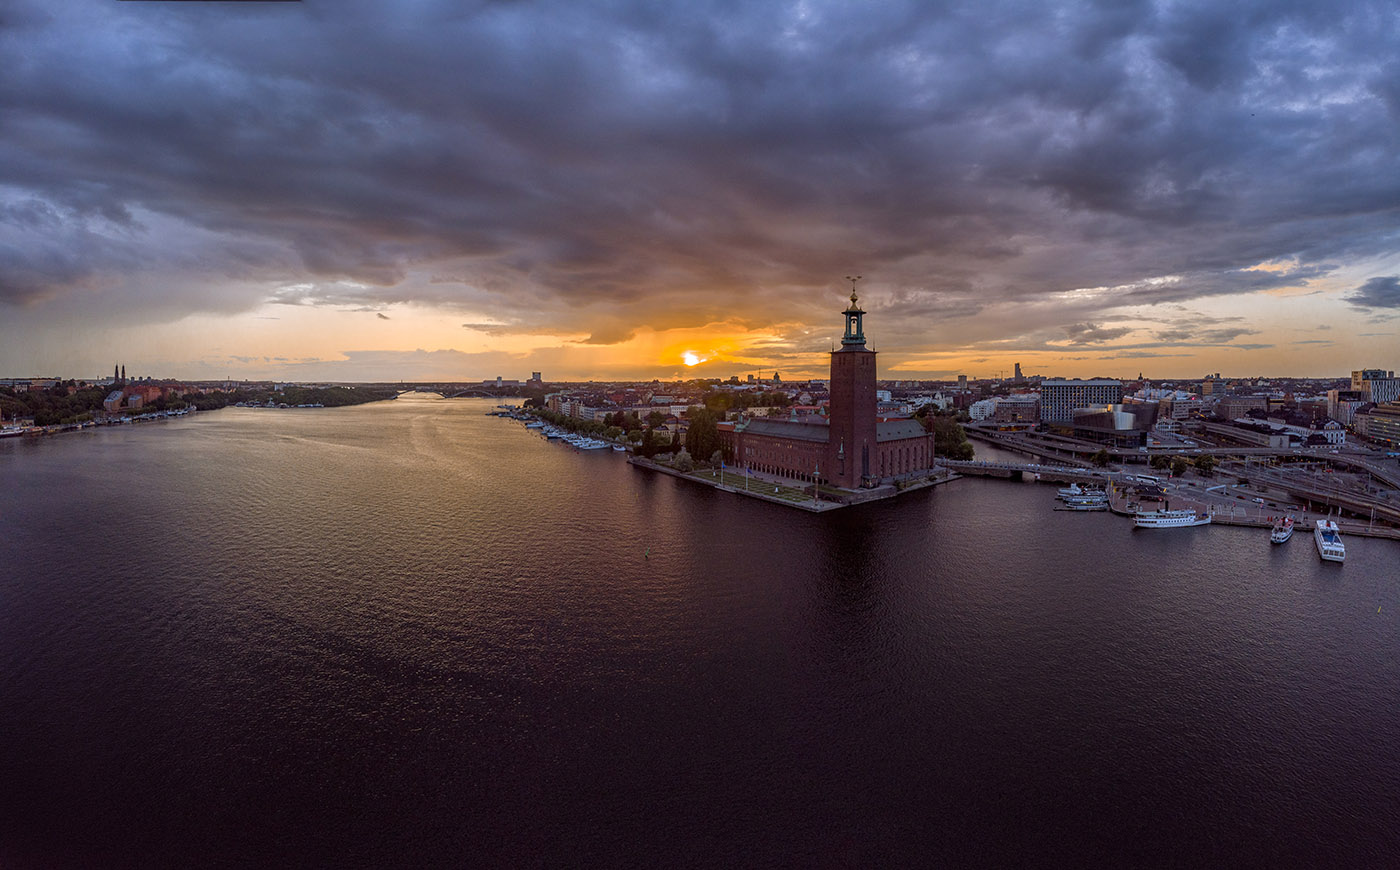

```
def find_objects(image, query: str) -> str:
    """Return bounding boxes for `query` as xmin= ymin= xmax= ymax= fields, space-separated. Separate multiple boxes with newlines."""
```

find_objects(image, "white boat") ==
xmin=1314 ymin=520 xmax=1345 ymax=562
xmin=1270 ymin=516 xmax=1294 ymax=544
xmin=525 ymin=421 xmax=545 ymax=429
xmin=1057 ymin=483 xmax=1087 ymax=498
xmin=612 ymin=445 xmax=627 ymax=452
xmin=1059 ymin=502 xmax=1108 ymax=511
xmin=1133 ymin=508 xmax=1211 ymax=528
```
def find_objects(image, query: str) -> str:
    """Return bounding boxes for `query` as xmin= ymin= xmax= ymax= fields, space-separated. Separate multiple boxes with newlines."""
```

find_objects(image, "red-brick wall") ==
xmin=827 ymin=349 xmax=878 ymax=488
xmin=735 ymin=432 xmax=827 ymax=481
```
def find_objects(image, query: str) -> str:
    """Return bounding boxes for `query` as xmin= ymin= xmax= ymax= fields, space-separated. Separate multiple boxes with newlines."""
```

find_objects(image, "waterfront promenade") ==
xmin=627 ymin=456 xmax=957 ymax=511
xmin=947 ymin=456 xmax=1400 ymax=540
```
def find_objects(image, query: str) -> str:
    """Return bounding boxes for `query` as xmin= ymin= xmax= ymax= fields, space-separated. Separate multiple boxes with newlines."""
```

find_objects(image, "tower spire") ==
xmin=840 ymin=276 xmax=866 ymax=347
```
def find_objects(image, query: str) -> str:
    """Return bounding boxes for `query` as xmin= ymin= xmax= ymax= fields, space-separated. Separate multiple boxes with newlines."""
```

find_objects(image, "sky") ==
xmin=2 ymin=0 xmax=1398 ymax=383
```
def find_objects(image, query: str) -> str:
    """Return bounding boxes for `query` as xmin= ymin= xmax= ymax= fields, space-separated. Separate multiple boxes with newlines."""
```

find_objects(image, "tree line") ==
xmin=1 ymin=383 xmax=392 ymax=426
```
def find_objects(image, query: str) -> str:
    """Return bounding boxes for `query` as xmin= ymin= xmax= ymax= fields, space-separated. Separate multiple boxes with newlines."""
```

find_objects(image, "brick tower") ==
xmin=827 ymin=282 xmax=878 ymax=488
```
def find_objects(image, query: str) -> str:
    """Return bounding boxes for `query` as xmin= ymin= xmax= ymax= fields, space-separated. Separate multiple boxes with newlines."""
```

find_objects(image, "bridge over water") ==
xmin=395 ymin=387 xmax=517 ymax=399
xmin=936 ymin=458 xmax=1114 ymax=486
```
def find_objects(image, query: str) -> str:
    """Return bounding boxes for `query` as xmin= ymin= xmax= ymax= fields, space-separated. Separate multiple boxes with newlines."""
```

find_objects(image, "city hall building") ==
xmin=730 ymin=291 xmax=935 ymax=489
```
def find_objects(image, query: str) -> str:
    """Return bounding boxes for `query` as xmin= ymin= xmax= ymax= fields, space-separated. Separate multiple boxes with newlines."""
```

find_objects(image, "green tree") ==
xmin=1194 ymin=454 xmax=1217 ymax=476
xmin=674 ymin=449 xmax=694 ymax=472
xmin=1091 ymin=448 xmax=1111 ymax=467
xmin=924 ymin=413 xmax=974 ymax=461
xmin=685 ymin=407 xmax=720 ymax=461
xmin=703 ymin=392 xmax=733 ymax=414
xmin=1150 ymin=454 xmax=1172 ymax=470
xmin=647 ymin=410 xmax=666 ymax=429
xmin=1170 ymin=455 xmax=1190 ymax=478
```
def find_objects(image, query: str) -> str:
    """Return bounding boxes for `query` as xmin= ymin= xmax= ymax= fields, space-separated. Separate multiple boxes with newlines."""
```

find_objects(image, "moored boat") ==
xmin=1133 ymin=508 xmax=1211 ymax=528
xmin=1314 ymin=520 xmax=1345 ymax=562
xmin=1270 ymin=516 xmax=1294 ymax=544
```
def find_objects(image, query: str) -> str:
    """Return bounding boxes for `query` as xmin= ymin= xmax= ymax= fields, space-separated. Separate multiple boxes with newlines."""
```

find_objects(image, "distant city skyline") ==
xmin=2 ymin=1 xmax=1398 ymax=382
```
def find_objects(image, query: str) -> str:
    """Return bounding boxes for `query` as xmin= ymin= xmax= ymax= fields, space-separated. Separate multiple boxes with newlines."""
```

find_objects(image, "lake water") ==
xmin=2 ymin=396 xmax=1398 ymax=867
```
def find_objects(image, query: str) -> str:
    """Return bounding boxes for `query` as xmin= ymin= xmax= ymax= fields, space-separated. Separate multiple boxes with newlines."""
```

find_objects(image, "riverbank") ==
xmin=1101 ymin=479 xmax=1400 ymax=541
xmin=0 ymin=407 xmax=196 ymax=439
xmin=628 ymin=455 xmax=959 ymax=511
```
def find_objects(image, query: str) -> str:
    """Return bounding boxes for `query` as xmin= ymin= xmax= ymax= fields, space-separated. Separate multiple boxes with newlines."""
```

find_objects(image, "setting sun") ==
xmin=682 ymin=350 xmax=706 ymax=366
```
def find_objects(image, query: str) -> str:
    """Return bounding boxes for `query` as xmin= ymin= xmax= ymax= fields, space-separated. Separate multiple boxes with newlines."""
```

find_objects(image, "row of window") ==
xmin=742 ymin=437 xmax=930 ymax=479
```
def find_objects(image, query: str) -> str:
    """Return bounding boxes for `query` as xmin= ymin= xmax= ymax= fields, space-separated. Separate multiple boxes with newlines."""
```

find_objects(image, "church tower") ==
xmin=826 ymin=280 xmax=878 ymax=488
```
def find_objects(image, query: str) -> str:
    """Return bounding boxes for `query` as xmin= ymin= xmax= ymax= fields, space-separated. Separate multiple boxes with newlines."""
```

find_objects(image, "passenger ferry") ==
xmin=1133 ymin=508 xmax=1211 ymax=528
xmin=1313 ymin=520 xmax=1345 ymax=562
xmin=1269 ymin=516 xmax=1294 ymax=544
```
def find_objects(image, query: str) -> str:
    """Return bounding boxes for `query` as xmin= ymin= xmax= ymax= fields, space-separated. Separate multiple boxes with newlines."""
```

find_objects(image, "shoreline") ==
xmin=627 ymin=455 xmax=959 ymax=512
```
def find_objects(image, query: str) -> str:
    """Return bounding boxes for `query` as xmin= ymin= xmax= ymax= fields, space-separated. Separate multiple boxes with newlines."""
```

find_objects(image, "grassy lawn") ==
xmin=696 ymin=468 xmax=821 ymax=502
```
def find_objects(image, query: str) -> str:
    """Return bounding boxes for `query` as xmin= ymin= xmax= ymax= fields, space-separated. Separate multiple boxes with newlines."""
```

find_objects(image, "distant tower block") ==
xmin=1014 ymin=362 xmax=1023 ymax=381
xmin=958 ymin=374 xmax=968 ymax=390
xmin=531 ymin=371 xmax=542 ymax=382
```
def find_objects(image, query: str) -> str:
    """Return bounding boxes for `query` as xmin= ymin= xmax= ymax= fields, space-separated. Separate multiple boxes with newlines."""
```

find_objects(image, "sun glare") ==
xmin=682 ymin=350 xmax=705 ymax=366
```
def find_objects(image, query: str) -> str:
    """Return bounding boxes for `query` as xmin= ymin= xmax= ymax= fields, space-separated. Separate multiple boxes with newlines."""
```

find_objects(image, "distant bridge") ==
xmin=962 ymin=428 xmax=1095 ymax=466
xmin=936 ymin=458 xmax=1112 ymax=485
xmin=394 ymin=387 xmax=517 ymax=399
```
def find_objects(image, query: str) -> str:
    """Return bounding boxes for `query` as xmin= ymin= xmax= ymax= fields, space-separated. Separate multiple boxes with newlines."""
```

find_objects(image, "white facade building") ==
xmin=968 ymin=399 xmax=998 ymax=421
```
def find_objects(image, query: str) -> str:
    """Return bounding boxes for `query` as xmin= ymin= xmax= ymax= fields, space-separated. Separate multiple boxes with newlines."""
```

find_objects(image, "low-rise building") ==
xmin=1072 ymin=403 xmax=1156 ymax=446
xmin=1200 ymin=420 xmax=1293 ymax=448
xmin=968 ymin=398 xmax=997 ymax=421
xmin=1214 ymin=395 xmax=1268 ymax=420
xmin=992 ymin=395 xmax=1040 ymax=424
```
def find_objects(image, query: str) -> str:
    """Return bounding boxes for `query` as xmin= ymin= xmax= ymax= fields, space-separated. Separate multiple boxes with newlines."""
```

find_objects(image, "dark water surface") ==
xmin=3 ymin=397 xmax=1398 ymax=868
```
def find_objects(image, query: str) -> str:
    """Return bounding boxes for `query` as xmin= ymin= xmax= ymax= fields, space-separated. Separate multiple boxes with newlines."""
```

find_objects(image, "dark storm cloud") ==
xmin=2 ymin=0 xmax=1398 ymax=339
xmin=1346 ymin=276 xmax=1400 ymax=309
